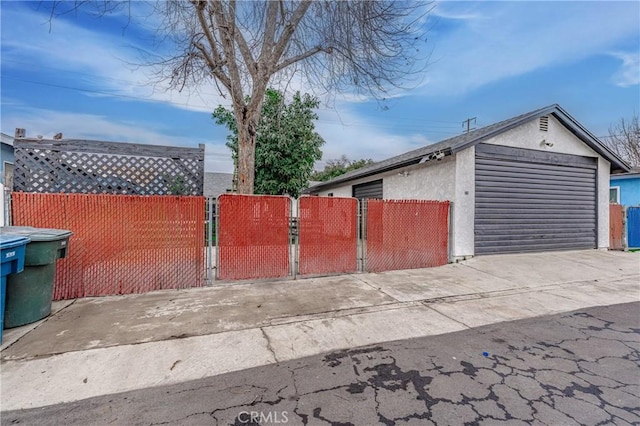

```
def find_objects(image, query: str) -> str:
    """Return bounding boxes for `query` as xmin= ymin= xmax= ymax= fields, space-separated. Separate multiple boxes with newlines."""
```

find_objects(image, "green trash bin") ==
xmin=3 ymin=227 xmax=73 ymax=328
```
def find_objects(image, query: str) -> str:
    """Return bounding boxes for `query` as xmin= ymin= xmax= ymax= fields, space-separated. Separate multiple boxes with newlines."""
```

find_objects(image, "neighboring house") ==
xmin=307 ymin=104 xmax=630 ymax=259
xmin=204 ymin=172 xmax=234 ymax=198
xmin=1 ymin=132 xmax=14 ymax=188
xmin=610 ymin=169 xmax=640 ymax=206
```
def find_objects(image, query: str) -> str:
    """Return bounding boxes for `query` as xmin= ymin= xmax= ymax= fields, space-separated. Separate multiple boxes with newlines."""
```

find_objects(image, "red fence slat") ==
xmin=298 ymin=196 xmax=358 ymax=275
xmin=11 ymin=193 xmax=205 ymax=299
xmin=366 ymin=199 xmax=449 ymax=272
xmin=217 ymin=194 xmax=290 ymax=280
xmin=609 ymin=203 xmax=624 ymax=250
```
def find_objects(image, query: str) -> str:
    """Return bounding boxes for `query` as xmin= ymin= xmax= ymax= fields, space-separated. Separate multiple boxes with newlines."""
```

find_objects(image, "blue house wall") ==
xmin=610 ymin=174 xmax=640 ymax=207
xmin=1 ymin=142 xmax=14 ymax=186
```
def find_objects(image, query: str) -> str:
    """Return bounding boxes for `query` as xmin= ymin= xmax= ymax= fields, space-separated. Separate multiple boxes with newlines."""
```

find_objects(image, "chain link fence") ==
xmin=365 ymin=199 xmax=450 ymax=272
xmin=8 ymin=192 xmax=451 ymax=294
xmin=298 ymin=196 xmax=359 ymax=276
xmin=11 ymin=193 xmax=205 ymax=299
xmin=214 ymin=195 xmax=450 ymax=280
xmin=216 ymin=194 xmax=292 ymax=280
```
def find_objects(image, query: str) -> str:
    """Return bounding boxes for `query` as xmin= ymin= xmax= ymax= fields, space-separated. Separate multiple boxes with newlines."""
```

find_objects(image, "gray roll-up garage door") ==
xmin=353 ymin=179 xmax=383 ymax=200
xmin=475 ymin=143 xmax=597 ymax=254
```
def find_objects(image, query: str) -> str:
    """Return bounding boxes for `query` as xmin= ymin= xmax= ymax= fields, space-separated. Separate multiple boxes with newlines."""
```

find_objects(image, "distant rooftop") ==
xmin=204 ymin=172 xmax=234 ymax=198
xmin=1 ymin=133 xmax=14 ymax=146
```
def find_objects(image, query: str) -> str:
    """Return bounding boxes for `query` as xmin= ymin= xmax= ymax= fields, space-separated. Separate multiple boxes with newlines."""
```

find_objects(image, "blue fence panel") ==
xmin=628 ymin=207 xmax=640 ymax=249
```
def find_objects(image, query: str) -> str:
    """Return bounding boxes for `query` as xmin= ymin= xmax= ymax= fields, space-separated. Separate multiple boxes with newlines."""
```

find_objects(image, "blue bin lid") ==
xmin=0 ymin=233 xmax=31 ymax=249
xmin=1 ymin=226 xmax=72 ymax=242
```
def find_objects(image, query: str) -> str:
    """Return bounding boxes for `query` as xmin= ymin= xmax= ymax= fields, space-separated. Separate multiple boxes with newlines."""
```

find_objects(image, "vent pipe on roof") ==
xmin=14 ymin=128 xmax=25 ymax=138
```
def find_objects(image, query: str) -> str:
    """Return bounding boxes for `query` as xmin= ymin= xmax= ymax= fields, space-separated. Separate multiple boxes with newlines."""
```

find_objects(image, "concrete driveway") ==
xmin=1 ymin=249 xmax=638 ymax=410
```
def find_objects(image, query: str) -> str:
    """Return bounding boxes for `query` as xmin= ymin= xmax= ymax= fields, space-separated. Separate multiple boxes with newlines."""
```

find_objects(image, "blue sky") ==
xmin=1 ymin=1 xmax=639 ymax=173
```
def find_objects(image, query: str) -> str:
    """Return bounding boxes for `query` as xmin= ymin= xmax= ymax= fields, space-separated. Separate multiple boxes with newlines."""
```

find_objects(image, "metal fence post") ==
xmin=448 ymin=201 xmax=454 ymax=263
xmin=291 ymin=196 xmax=297 ymax=279
xmin=359 ymin=199 xmax=366 ymax=272
xmin=207 ymin=197 xmax=214 ymax=285
xmin=215 ymin=195 xmax=221 ymax=280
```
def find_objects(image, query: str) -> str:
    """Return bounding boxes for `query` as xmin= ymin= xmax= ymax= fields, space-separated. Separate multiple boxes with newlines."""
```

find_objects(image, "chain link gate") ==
xmin=216 ymin=194 xmax=292 ymax=280
xmin=297 ymin=196 xmax=359 ymax=276
xmin=213 ymin=195 xmax=451 ymax=280
xmin=365 ymin=199 xmax=450 ymax=272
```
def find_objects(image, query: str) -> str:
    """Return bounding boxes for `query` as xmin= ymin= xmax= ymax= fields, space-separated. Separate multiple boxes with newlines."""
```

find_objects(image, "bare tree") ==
xmin=606 ymin=113 xmax=640 ymax=167
xmin=51 ymin=1 xmax=431 ymax=193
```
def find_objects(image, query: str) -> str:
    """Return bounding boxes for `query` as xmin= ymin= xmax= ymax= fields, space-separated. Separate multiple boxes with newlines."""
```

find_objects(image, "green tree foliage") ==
xmin=164 ymin=175 xmax=189 ymax=195
xmin=311 ymin=156 xmax=375 ymax=182
xmin=213 ymin=88 xmax=324 ymax=197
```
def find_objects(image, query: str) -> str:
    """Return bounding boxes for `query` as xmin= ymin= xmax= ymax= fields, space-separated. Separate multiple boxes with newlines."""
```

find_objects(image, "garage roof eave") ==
xmin=305 ymin=104 xmax=630 ymax=194
xmin=549 ymin=105 xmax=630 ymax=173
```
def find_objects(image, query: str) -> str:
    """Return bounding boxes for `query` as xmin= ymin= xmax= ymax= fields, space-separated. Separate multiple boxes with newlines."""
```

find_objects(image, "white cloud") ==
xmin=2 ymin=100 xmax=437 ymax=174
xmin=422 ymin=1 xmax=640 ymax=96
xmin=609 ymin=51 xmax=640 ymax=87
xmin=3 ymin=1 xmax=637 ymax=179
xmin=431 ymin=4 xmax=483 ymax=21
xmin=2 ymin=106 xmax=233 ymax=172
xmin=314 ymin=105 xmax=434 ymax=169
xmin=1 ymin=5 xmax=229 ymax=113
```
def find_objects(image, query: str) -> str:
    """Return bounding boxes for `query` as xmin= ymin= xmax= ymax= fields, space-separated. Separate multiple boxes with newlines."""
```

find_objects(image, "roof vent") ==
xmin=539 ymin=116 xmax=549 ymax=132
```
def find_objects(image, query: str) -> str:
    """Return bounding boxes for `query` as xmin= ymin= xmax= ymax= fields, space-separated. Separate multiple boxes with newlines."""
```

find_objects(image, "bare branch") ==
xmin=606 ymin=112 xmax=640 ymax=167
xmin=269 ymin=1 xmax=313 ymax=71
xmin=193 ymin=42 xmax=232 ymax=91
xmin=231 ymin=19 xmax=257 ymax=80
xmin=209 ymin=0 xmax=245 ymax=107
xmin=259 ymin=1 xmax=279 ymax=65
xmin=274 ymin=46 xmax=326 ymax=74
xmin=45 ymin=0 xmax=434 ymax=195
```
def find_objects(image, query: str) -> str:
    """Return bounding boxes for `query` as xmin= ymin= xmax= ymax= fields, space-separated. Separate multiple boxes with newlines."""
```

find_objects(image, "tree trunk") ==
xmin=236 ymin=113 xmax=257 ymax=194
xmin=235 ymin=89 xmax=267 ymax=194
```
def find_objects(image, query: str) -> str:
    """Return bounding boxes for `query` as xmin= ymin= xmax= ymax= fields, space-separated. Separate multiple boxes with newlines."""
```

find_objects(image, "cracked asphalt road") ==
xmin=2 ymin=302 xmax=639 ymax=426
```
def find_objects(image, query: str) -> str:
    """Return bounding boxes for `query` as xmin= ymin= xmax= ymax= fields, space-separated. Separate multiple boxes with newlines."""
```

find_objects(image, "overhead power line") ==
xmin=2 ymin=76 xmax=465 ymax=136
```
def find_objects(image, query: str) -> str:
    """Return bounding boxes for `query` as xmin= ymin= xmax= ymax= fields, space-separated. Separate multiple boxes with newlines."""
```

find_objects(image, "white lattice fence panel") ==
xmin=13 ymin=139 xmax=204 ymax=195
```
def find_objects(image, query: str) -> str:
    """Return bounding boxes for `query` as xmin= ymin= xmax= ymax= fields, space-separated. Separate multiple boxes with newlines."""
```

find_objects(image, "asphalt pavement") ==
xmin=1 ymin=250 xmax=639 ymax=413
xmin=3 ymin=302 xmax=639 ymax=426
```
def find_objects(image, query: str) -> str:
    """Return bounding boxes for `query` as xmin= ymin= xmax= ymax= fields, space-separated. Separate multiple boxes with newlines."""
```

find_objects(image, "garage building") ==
xmin=307 ymin=104 xmax=630 ymax=260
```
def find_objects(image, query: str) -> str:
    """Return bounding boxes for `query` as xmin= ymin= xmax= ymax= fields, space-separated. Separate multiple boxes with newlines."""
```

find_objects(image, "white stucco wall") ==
xmin=315 ymin=156 xmax=455 ymax=201
xmin=383 ymin=156 xmax=455 ymax=201
xmin=483 ymin=116 xmax=600 ymax=157
xmin=452 ymin=146 xmax=475 ymax=259
xmin=316 ymin=184 xmax=352 ymax=198
xmin=597 ymin=157 xmax=610 ymax=249
xmin=481 ymin=115 xmax=609 ymax=249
